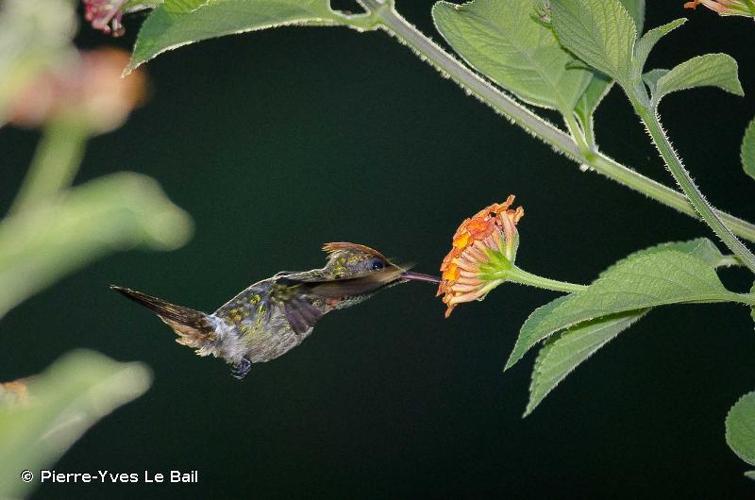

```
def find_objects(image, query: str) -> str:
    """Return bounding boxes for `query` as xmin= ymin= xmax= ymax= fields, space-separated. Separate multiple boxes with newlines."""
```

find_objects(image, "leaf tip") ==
xmin=522 ymin=401 xmax=538 ymax=418
xmin=122 ymin=55 xmax=144 ymax=77
xmin=503 ymin=354 xmax=518 ymax=372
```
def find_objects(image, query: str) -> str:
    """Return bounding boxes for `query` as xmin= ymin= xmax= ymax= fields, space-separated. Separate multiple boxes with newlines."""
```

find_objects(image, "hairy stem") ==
xmin=9 ymin=120 xmax=88 ymax=215
xmin=634 ymin=103 xmax=755 ymax=274
xmin=733 ymin=292 xmax=755 ymax=306
xmin=500 ymin=266 xmax=587 ymax=294
xmin=353 ymin=0 xmax=755 ymax=243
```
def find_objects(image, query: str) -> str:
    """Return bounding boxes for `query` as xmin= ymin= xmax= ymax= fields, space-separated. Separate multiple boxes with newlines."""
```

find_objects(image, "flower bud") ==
xmin=437 ymin=196 xmax=524 ymax=318
xmin=83 ymin=0 xmax=128 ymax=37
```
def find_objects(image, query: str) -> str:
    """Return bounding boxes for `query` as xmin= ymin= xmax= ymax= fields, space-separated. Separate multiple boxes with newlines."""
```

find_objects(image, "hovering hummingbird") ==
xmin=111 ymin=242 xmax=439 ymax=379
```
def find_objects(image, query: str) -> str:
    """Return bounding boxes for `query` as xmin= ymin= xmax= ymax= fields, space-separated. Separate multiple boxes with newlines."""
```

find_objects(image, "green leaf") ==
xmin=741 ymin=117 xmax=755 ymax=182
xmin=618 ymin=0 xmax=645 ymax=33
xmin=550 ymin=0 xmax=636 ymax=85
xmin=432 ymin=0 xmax=592 ymax=113
xmin=505 ymin=238 xmax=730 ymax=370
xmin=525 ymin=309 xmax=648 ymax=415
xmin=0 ymin=350 xmax=151 ymax=498
xmin=750 ymin=282 xmax=755 ymax=327
xmin=668 ymin=237 xmax=733 ymax=267
xmin=633 ymin=18 xmax=686 ymax=76
xmin=726 ymin=391 xmax=755 ymax=468
xmin=571 ymin=0 xmax=643 ymax=127
xmin=0 ymin=172 xmax=193 ymax=318
xmin=124 ymin=0 xmax=164 ymax=10
xmin=128 ymin=0 xmax=339 ymax=72
xmin=654 ymin=53 xmax=744 ymax=105
xmin=746 ymin=471 xmax=755 ymax=481
xmin=573 ymin=71 xmax=612 ymax=135
xmin=642 ymin=68 xmax=668 ymax=95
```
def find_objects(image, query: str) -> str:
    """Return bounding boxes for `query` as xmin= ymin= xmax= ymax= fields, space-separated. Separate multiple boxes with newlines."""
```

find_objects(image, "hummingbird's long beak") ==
xmin=400 ymin=271 xmax=441 ymax=284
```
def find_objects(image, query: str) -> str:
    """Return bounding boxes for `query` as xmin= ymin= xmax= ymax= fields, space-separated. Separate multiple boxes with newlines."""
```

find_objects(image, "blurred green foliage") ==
xmin=0 ymin=0 xmax=77 ymax=124
xmin=0 ymin=0 xmax=192 ymax=496
xmin=0 ymin=351 xmax=152 ymax=499
xmin=0 ymin=172 xmax=192 ymax=318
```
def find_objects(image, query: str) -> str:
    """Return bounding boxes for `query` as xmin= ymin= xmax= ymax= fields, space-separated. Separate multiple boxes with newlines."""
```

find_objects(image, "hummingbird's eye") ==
xmin=370 ymin=259 xmax=385 ymax=271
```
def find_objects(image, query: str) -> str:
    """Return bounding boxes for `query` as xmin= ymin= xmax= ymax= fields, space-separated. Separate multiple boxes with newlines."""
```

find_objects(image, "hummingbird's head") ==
xmin=320 ymin=242 xmax=440 ymax=287
xmin=309 ymin=242 xmax=436 ymax=306
xmin=321 ymin=242 xmax=400 ymax=279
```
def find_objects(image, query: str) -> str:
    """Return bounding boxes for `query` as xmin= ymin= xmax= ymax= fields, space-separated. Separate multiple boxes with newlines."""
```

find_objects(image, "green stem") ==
xmin=633 ymin=102 xmax=755 ymax=274
xmin=580 ymin=114 xmax=597 ymax=150
xmin=732 ymin=293 xmax=755 ymax=306
xmin=563 ymin=112 xmax=590 ymax=155
xmin=352 ymin=0 xmax=755 ymax=244
xmin=9 ymin=119 xmax=89 ymax=215
xmin=495 ymin=266 xmax=587 ymax=294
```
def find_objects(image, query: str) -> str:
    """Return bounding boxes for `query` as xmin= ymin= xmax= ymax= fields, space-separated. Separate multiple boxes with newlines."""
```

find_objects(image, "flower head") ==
xmin=83 ymin=0 xmax=128 ymax=36
xmin=437 ymin=195 xmax=524 ymax=318
xmin=7 ymin=48 xmax=146 ymax=133
xmin=683 ymin=0 xmax=755 ymax=17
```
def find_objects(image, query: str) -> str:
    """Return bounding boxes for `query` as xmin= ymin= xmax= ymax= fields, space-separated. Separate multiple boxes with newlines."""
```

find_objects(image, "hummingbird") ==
xmin=111 ymin=242 xmax=439 ymax=379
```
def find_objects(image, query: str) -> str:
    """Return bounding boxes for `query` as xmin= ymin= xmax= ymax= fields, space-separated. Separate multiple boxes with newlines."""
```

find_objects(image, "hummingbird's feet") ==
xmin=230 ymin=357 xmax=252 ymax=380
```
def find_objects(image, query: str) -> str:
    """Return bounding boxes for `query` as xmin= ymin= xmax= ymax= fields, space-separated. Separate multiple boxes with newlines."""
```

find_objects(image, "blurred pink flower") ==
xmin=8 ymin=48 xmax=146 ymax=133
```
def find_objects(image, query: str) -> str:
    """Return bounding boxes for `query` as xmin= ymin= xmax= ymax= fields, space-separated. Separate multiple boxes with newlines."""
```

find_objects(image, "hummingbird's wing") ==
xmin=280 ymin=295 xmax=324 ymax=335
xmin=272 ymin=268 xmax=404 ymax=335
xmin=277 ymin=268 xmax=404 ymax=299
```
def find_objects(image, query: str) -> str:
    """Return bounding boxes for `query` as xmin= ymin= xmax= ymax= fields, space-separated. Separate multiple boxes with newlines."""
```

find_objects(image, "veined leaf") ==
xmin=574 ymin=0 xmax=645 ymax=131
xmin=432 ymin=0 xmax=592 ymax=113
xmin=572 ymin=0 xmax=643 ymax=126
xmin=654 ymin=53 xmax=744 ymax=106
xmin=741 ymin=117 xmax=755 ymax=182
xmin=525 ymin=309 xmax=649 ymax=415
xmin=619 ymin=0 xmax=645 ymax=33
xmin=128 ymin=0 xmax=339 ymax=72
xmin=726 ymin=391 xmax=755 ymax=468
xmin=633 ymin=18 xmax=686 ymax=76
xmin=505 ymin=239 xmax=731 ymax=370
xmin=750 ymin=282 xmax=754 ymax=327
xmin=550 ymin=0 xmax=636 ymax=85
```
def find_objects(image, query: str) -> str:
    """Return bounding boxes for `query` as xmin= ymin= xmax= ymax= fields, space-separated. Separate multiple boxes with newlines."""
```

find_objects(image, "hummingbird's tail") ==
xmin=110 ymin=285 xmax=218 ymax=351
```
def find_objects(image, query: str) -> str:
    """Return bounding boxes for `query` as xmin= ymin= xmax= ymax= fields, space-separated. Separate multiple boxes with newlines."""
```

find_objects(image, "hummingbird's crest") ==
xmin=320 ymin=241 xmax=402 ymax=280
xmin=322 ymin=242 xmax=387 ymax=259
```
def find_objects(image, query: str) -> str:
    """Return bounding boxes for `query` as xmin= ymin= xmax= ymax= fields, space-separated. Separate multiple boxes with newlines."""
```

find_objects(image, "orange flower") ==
xmin=684 ymin=0 xmax=755 ymax=16
xmin=438 ymin=196 xmax=524 ymax=318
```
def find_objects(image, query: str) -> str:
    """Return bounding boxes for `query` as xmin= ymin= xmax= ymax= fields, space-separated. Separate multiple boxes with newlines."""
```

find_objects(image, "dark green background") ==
xmin=2 ymin=1 xmax=755 ymax=498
